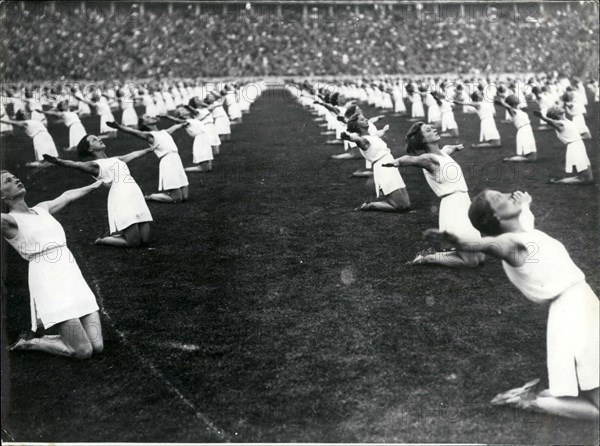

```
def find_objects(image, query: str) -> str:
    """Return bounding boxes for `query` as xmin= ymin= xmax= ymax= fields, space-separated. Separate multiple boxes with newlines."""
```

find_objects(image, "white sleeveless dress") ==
xmin=4 ymin=206 xmax=99 ymax=331
xmin=361 ymin=135 xmax=405 ymax=196
xmin=93 ymin=158 xmax=153 ymax=233
xmin=212 ymin=103 xmax=231 ymax=136
xmin=24 ymin=120 xmax=58 ymax=160
xmin=477 ymin=101 xmax=500 ymax=141
xmin=120 ymin=99 xmax=138 ymax=127
xmin=512 ymin=110 xmax=536 ymax=155
xmin=150 ymin=130 xmax=189 ymax=190
xmin=502 ymin=230 xmax=598 ymax=397
xmin=185 ymin=119 xmax=213 ymax=164
xmin=423 ymin=152 xmax=480 ymax=239
xmin=96 ymin=99 xmax=116 ymax=134
xmin=555 ymin=120 xmax=590 ymax=173
xmin=63 ymin=112 xmax=87 ymax=148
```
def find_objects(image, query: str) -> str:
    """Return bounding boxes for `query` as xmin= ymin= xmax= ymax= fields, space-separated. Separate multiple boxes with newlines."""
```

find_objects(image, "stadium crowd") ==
xmin=2 ymin=2 xmax=598 ymax=80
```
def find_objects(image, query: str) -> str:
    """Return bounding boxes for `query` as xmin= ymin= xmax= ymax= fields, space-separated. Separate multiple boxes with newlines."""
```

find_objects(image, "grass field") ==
xmin=1 ymin=87 xmax=598 ymax=443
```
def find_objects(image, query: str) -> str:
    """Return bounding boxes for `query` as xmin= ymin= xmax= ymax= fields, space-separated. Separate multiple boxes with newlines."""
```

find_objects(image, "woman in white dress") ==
xmin=206 ymin=93 xmax=231 ymax=142
xmin=2 ymin=170 xmax=104 ymax=358
xmin=189 ymin=98 xmax=221 ymax=155
xmin=118 ymin=87 xmax=139 ymax=127
xmin=107 ymin=117 xmax=190 ymax=203
xmin=534 ymin=107 xmax=593 ymax=185
xmin=455 ymin=91 xmax=501 ymax=148
xmin=425 ymin=190 xmax=598 ymax=420
xmin=1 ymin=110 xmax=59 ymax=166
xmin=384 ymin=122 xmax=484 ymax=267
xmin=43 ymin=135 xmax=154 ymax=247
xmin=42 ymin=100 xmax=87 ymax=151
xmin=340 ymin=114 xmax=410 ymax=212
xmin=161 ymin=106 xmax=214 ymax=173
xmin=495 ymin=95 xmax=537 ymax=162
xmin=433 ymin=91 xmax=459 ymax=137
xmin=75 ymin=94 xmax=117 ymax=137
xmin=562 ymin=90 xmax=591 ymax=140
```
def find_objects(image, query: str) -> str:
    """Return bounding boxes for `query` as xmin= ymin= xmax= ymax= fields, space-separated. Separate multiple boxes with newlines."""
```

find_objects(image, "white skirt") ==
xmin=441 ymin=111 xmax=457 ymax=131
xmin=204 ymin=123 xmax=221 ymax=146
xmin=411 ymin=102 xmax=425 ymax=118
xmin=479 ymin=116 xmax=500 ymax=141
xmin=159 ymin=152 xmax=189 ymax=190
xmin=546 ymin=281 xmax=599 ymax=396
xmin=427 ymin=104 xmax=442 ymax=123
xmin=214 ymin=116 xmax=231 ymax=135
xmin=107 ymin=181 xmax=153 ymax=233
xmin=31 ymin=110 xmax=47 ymax=125
xmin=571 ymin=114 xmax=590 ymax=135
xmin=121 ymin=107 xmax=138 ymax=126
xmin=192 ymin=135 xmax=214 ymax=164
xmin=145 ymin=103 xmax=158 ymax=118
xmin=373 ymin=154 xmax=406 ymax=197
xmin=565 ymin=140 xmax=591 ymax=173
xmin=28 ymin=246 xmax=99 ymax=331
xmin=227 ymin=102 xmax=242 ymax=120
xmin=100 ymin=112 xmax=117 ymax=134
xmin=69 ymin=122 xmax=87 ymax=148
xmin=32 ymin=131 xmax=58 ymax=160
xmin=439 ymin=192 xmax=480 ymax=239
xmin=394 ymin=97 xmax=406 ymax=113
xmin=515 ymin=125 xmax=536 ymax=155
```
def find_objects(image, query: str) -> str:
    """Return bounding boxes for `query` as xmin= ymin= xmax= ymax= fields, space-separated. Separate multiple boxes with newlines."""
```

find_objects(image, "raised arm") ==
xmin=37 ymin=180 xmax=104 ymax=214
xmin=118 ymin=147 xmax=155 ymax=164
xmin=165 ymin=121 xmax=189 ymax=135
xmin=43 ymin=155 xmax=100 ymax=177
xmin=494 ymin=98 xmax=516 ymax=117
xmin=440 ymin=144 xmax=464 ymax=156
xmin=454 ymin=100 xmax=478 ymax=108
xmin=313 ymin=101 xmax=339 ymax=114
xmin=340 ymin=132 xmax=370 ymax=151
xmin=383 ymin=154 xmax=438 ymax=174
xmin=532 ymin=111 xmax=562 ymax=131
xmin=106 ymin=121 xmax=153 ymax=142
xmin=423 ymin=229 xmax=527 ymax=267
xmin=374 ymin=124 xmax=390 ymax=138
xmin=368 ymin=115 xmax=385 ymax=123
xmin=74 ymin=95 xmax=95 ymax=107
xmin=160 ymin=114 xmax=186 ymax=123
xmin=41 ymin=110 xmax=62 ymax=117
xmin=0 ymin=118 xmax=27 ymax=127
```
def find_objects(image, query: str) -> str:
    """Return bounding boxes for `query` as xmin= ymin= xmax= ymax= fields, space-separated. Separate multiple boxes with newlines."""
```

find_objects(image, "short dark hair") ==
xmin=505 ymin=95 xmax=519 ymax=108
xmin=138 ymin=117 xmax=151 ymax=131
xmin=77 ymin=135 xmax=93 ymax=159
xmin=405 ymin=122 xmax=426 ymax=155
xmin=346 ymin=113 xmax=362 ymax=133
xmin=468 ymin=190 xmax=502 ymax=236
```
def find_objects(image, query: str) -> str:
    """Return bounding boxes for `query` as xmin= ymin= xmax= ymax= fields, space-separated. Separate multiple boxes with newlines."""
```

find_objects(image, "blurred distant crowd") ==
xmin=1 ymin=2 xmax=599 ymax=80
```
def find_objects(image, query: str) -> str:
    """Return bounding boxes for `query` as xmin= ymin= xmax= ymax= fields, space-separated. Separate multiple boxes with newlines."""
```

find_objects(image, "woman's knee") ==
xmin=169 ymin=188 xmax=183 ymax=202
xmin=124 ymin=226 xmax=142 ymax=247
xmin=388 ymin=189 xmax=411 ymax=210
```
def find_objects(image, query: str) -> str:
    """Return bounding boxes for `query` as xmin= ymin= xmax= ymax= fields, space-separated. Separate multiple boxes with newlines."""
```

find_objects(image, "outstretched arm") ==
xmin=106 ymin=121 xmax=154 ymax=142
xmin=368 ymin=115 xmax=385 ymax=123
xmin=118 ymin=147 xmax=155 ymax=164
xmin=0 ymin=118 xmax=26 ymax=127
xmin=383 ymin=154 xmax=438 ymax=174
xmin=374 ymin=124 xmax=390 ymax=138
xmin=454 ymin=100 xmax=478 ymax=108
xmin=340 ymin=132 xmax=370 ymax=151
xmin=494 ymin=98 xmax=516 ymax=117
xmin=41 ymin=110 xmax=62 ymax=117
xmin=74 ymin=95 xmax=95 ymax=106
xmin=440 ymin=144 xmax=464 ymax=156
xmin=37 ymin=180 xmax=104 ymax=214
xmin=160 ymin=114 xmax=186 ymax=123
xmin=532 ymin=111 xmax=562 ymax=131
xmin=423 ymin=229 xmax=527 ymax=267
xmin=313 ymin=101 xmax=339 ymax=114
xmin=165 ymin=122 xmax=189 ymax=135
xmin=43 ymin=155 xmax=100 ymax=177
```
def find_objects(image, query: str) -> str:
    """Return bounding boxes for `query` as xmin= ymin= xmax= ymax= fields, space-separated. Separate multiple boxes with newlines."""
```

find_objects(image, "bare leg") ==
xmin=145 ymin=188 xmax=183 ymax=203
xmin=139 ymin=222 xmax=151 ymax=244
xmin=357 ymin=188 xmax=410 ymax=212
xmin=522 ymin=388 xmax=599 ymax=421
xmin=96 ymin=224 xmax=143 ymax=247
xmin=80 ymin=311 xmax=103 ymax=354
xmin=351 ymin=169 xmax=373 ymax=178
xmin=472 ymin=139 xmax=501 ymax=148
xmin=212 ymin=145 xmax=220 ymax=156
xmin=184 ymin=166 xmax=204 ymax=172
xmin=551 ymin=168 xmax=593 ymax=185
xmin=10 ymin=318 xmax=93 ymax=359
xmin=181 ymin=186 xmax=189 ymax=202
xmin=504 ymin=153 xmax=537 ymax=162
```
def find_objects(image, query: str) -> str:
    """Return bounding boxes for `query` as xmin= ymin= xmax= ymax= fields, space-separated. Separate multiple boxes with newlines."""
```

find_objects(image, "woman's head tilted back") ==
xmin=77 ymin=135 xmax=94 ymax=159
xmin=468 ymin=190 xmax=502 ymax=236
xmin=546 ymin=106 xmax=564 ymax=120
xmin=505 ymin=95 xmax=519 ymax=108
xmin=405 ymin=122 xmax=426 ymax=155
xmin=346 ymin=113 xmax=363 ymax=134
